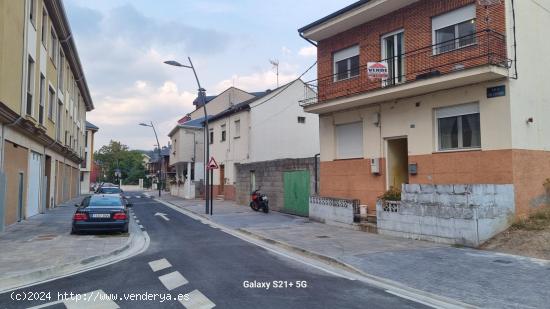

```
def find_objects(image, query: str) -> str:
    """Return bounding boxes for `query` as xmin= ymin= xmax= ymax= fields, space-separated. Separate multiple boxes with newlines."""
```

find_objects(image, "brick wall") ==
xmin=316 ymin=0 xmax=507 ymax=102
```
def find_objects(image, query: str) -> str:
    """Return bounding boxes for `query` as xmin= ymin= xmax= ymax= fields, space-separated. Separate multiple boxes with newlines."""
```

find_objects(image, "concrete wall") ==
xmin=309 ymin=196 xmax=357 ymax=225
xmin=377 ymin=184 xmax=515 ymax=247
xmin=235 ymin=158 xmax=316 ymax=212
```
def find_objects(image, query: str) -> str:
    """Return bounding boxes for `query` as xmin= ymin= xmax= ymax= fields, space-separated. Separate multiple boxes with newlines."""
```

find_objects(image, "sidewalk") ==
xmin=159 ymin=194 xmax=550 ymax=309
xmin=0 ymin=197 xmax=146 ymax=292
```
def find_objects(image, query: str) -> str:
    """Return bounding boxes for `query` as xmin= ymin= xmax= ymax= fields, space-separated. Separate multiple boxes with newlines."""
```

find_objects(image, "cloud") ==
xmin=281 ymin=46 xmax=292 ymax=56
xmin=298 ymin=46 xmax=317 ymax=57
xmin=215 ymin=68 xmax=298 ymax=93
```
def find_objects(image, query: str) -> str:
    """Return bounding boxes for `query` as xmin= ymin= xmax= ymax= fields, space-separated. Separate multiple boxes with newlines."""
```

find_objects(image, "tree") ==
xmin=94 ymin=140 xmax=147 ymax=185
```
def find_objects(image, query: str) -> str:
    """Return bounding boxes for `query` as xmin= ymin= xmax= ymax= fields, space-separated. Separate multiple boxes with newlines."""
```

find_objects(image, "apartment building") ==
xmin=80 ymin=121 xmax=98 ymax=193
xmin=299 ymin=0 xmax=550 ymax=244
xmin=0 ymin=0 xmax=94 ymax=231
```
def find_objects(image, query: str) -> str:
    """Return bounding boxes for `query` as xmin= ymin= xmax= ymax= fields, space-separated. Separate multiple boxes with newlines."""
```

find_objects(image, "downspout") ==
xmin=510 ymin=0 xmax=519 ymax=79
xmin=314 ymin=153 xmax=320 ymax=194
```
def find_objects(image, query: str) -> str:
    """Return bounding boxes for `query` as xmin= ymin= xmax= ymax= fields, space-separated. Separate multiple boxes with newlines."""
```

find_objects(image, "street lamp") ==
xmin=165 ymin=58 xmax=210 ymax=215
xmin=139 ymin=121 xmax=162 ymax=197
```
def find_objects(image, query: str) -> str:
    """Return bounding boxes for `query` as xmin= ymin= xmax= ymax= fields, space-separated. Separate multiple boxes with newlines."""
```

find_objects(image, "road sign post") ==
xmin=206 ymin=157 xmax=219 ymax=216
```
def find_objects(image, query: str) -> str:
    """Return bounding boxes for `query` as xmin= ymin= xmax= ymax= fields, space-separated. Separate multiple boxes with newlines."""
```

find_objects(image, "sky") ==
xmin=64 ymin=0 xmax=356 ymax=151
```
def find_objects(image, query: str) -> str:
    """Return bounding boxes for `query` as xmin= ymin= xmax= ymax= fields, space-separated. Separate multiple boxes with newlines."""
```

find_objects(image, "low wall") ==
xmin=170 ymin=183 xmax=196 ymax=199
xmin=377 ymin=184 xmax=515 ymax=247
xmin=309 ymin=196 xmax=358 ymax=225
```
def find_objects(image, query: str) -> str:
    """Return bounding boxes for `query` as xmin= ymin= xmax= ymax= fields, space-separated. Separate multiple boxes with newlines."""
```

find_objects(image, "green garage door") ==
xmin=283 ymin=170 xmax=310 ymax=217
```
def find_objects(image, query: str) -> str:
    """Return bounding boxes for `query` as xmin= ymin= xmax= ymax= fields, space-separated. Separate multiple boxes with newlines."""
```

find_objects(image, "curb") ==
xmin=156 ymin=198 xmax=477 ymax=309
xmin=0 ymin=213 xmax=150 ymax=293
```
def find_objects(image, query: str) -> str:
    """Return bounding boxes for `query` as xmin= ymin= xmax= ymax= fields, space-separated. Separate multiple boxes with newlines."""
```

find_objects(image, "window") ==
xmin=85 ymin=132 xmax=88 ymax=147
xmin=41 ymin=8 xmax=48 ymax=45
xmin=49 ymin=28 xmax=58 ymax=63
xmin=39 ymin=74 xmax=45 ymax=124
xmin=333 ymin=45 xmax=360 ymax=81
xmin=209 ymin=129 xmax=214 ymax=144
xmin=48 ymin=87 xmax=55 ymax=120
xmin=382 ymin=30 xmax=405 ymax=86
xmin=335 ymin=122 xmax=363 ymax=159
xmin=297 ymin=116 xmax=306 ymax=124
xmin=432 ymin=5 xmax=476 ymax=54
xmin=29 ymin=0 xmax=36 ymax=26
xmin=234 ymin=120 xmax=240 ymax=138
xmin=436 ymin=103 xmax=481 ymax=150
xmin=221 ymin=124 xmax=226 ymax=142
xmin=26 ymin=57 xmax=35 ymax=116
xmin=59 ymin=52 xmax=65 ymax=89
xmin=56 ymin=100 xmax=62 ymax=140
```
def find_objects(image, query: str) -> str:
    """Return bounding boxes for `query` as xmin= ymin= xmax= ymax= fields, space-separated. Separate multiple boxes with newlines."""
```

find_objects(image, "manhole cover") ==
xmin=316 ymin=235 xmax=330 ymax=239
xmin=493 ymin=259 xmax=513 ymax=264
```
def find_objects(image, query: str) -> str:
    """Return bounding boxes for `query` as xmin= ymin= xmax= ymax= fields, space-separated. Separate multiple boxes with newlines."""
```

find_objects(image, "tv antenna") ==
xmin=269 ymin=59 xmax=279 ymax=87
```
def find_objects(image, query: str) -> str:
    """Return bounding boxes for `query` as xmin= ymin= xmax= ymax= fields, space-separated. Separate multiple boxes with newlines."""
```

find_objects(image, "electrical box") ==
xmin=409 ymin=163 xmax=418 ymax=175
xmin=371 ymin=158 xmax=380 ymax=174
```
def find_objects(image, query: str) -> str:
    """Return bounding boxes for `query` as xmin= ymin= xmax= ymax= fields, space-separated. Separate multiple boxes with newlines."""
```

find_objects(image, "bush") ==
xmin=511 ymin=205 xmax=550 ymax=231
xmin=379 ymin=187 xmax=401 ymax=201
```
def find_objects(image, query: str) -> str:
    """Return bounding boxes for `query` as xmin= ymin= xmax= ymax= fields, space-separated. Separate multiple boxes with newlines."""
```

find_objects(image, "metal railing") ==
xmin=300 ymin=30 xmax=510 ymax=107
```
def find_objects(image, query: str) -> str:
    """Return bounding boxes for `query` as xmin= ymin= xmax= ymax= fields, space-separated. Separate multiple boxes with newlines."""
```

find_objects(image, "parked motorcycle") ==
xmin=250 ymin=188 xmax=269 ymax=213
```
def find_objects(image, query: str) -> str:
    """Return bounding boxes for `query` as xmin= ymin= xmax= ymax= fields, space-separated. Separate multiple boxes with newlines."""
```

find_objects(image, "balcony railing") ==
xmin=301 ymin=30 xmax=510 ymax=107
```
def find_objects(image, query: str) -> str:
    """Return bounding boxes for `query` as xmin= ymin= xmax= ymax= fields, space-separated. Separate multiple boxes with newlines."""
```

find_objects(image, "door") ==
xmin=45 ymin=156 xmax=51 ymax=209
xmin=283 ymin=170 xmax=310 ymax=217
xmin=219 ymin=165 xmax=225 ymax=195
xmin=382 ymin=30 xmax=405 ymax=87
xmin=387 ymin=138 xmax=409 ymax=190
xmin=27 ymin=151 xmax=42 ymax=218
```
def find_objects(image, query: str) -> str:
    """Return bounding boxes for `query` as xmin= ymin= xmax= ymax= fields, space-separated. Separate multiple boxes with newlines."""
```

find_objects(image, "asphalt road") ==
xmin=0 ymin=192 xmax=427 ymax=309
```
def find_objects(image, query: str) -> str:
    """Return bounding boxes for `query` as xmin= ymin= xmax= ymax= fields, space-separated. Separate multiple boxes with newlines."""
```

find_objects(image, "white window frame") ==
xmin=48 ymin=84 xmax=55 ymax=121
xmin=333 ymin=45 xmax=360 ymax=82
xmin=432 ymin=4 xmax=477 ymax=55
xmin=233 ymin=119 xmax=240 ymax=138
xmin=381 ymin=29 xmax=405 ymax=87
xmin=49 ymin=26 xmax=58 ymax=64
xmin=220 ymin=124 xmax=227 ymax=142
xmin=26 ymin=56 xmax=35 ymax=117
xmin=335 ymin=121 xmax=364 ymax=160
xmin=39 ymin=74 xmax=46 ymax=125
xmin=435 ymin=102 xmax=481 ymax=151
xmin=41 ymin=6 xmax=48 ymax=47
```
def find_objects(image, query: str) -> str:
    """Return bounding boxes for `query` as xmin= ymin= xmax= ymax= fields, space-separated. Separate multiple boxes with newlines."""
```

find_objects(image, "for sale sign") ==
xmin=367 ymin=62 xmax=389 ymax=80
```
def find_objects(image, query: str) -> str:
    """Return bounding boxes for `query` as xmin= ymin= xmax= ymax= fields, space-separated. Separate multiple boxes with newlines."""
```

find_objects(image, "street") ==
xmin=0 ymin=192 xmax=427 ymax=309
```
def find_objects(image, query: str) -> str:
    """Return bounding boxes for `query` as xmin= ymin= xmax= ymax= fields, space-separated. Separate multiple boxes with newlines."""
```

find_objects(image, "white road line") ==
xmin=149 ymin=258 xmax=172 ymax=272
xmin=136 ymin=220 xmax=140 ymax=223
xmin=135 ymin=196 xmax=141 ymax=199
xmin=158 ymin=271 xmax=188 ymax=291
xmin=180 ymin=289 xmax=216 ymax=309
xmin=27 ymin=289 xmax=120 ymax=309
xmin=139 ymin=225 xmax=144 ymax=229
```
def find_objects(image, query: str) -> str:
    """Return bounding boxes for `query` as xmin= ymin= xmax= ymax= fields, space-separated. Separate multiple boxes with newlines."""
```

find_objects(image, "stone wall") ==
xmin=377 ymin=184 xmax=515 ymax=247
xmin=235 ymin=158 xmax=316 ymax=212
xmin=309 ymin=196 xmax=359 ymax=225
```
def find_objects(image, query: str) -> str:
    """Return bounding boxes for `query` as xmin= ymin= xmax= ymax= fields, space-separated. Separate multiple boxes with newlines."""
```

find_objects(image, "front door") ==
xmin=27 ymin=151 xmax=42 ymax=218
xmin=283 ymin=170 xmax=310 ymax=217
xmin=387 ymin=138 xmax=409 ymax=190
xmin=219 ymin=165 xmax=225 ymax=195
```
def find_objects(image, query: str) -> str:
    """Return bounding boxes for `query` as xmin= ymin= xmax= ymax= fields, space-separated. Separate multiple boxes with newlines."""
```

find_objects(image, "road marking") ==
xmin=139 ymin=225 xmax=144 ymax=229
xmin=125 ymin=196 xmax=131 ymax=199
xmin=135 ymin=196 xmax=141 ymax=199
xmin=158 ymin=271 xmax=188 ymax=291
xmin=149 ymin=258 xmax=172 ymax=272
xmin=180 ymin=289 xmax=215 ymax=309
xmin=155 ymin=212 xmax=170 ymax=221
xmin=27 ymin=289 xmax=119 ymax=309
xmin=136 ymin=220 xmax=140 ymax=223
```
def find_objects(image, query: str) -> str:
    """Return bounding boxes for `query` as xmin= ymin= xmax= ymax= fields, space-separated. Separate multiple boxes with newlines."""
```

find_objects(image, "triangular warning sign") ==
xmin=207 ymin=157 xmax=219 ymax=170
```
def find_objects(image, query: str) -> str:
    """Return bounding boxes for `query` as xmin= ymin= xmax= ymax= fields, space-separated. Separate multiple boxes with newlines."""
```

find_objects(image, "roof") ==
xmin=192 ymin=95 xmax=217 ymax=106
xmin=168 ymin=115 xmax=213 ymax=137
xmin=85 ymin=121 xmax=99 ymax=131
xmin=206 ymin=101 xmax=251 ymax=123
xmin=298 ymin=0 xmax=370 ymax=34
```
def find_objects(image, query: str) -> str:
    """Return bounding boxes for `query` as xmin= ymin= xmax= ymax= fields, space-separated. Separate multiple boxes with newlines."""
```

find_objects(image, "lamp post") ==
xmin=164 ymin=58 xmax=210 ymax=215
xmin=139 ymin=121 xmax=162 ymax=197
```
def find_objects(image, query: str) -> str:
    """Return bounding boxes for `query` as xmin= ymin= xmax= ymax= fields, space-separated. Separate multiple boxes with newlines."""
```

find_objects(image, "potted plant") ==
xmin=378 ymin=186 xmax=401 ymax=212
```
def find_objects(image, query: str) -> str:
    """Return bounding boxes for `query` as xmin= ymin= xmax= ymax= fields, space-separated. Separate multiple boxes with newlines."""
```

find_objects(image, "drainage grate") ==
xmin=316 ymin=235 xmax=330 ymax=239
xmin=493 ymin=259 xmax=513 ymax=264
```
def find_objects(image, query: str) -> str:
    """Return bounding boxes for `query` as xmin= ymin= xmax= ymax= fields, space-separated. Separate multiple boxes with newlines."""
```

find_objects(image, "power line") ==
xmin=250 ymin=61 xmax=317 ymax=109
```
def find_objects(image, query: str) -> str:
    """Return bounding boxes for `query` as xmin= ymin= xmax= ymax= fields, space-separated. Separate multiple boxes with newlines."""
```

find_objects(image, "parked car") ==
xmin=96 ymin=186 xmax=124 ymax=197
xmin=72 ymin=195 xmax=131 ymax=234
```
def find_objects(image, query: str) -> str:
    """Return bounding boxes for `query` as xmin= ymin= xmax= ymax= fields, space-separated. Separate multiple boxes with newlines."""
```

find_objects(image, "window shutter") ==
xmin=432 ymin=4 xmax=476 ymax=31
xmin=436 ymin=102 xmax=479 ymax=119
xmin=336 ymin=122 xmax=363 ymax=159
xmin=333 ymin=45 xmax=360 ymax=63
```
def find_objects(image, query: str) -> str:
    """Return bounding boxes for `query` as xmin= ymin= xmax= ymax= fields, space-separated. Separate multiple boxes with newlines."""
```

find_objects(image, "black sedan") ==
xmin=72 ymin=195 xmax=131 ymax=234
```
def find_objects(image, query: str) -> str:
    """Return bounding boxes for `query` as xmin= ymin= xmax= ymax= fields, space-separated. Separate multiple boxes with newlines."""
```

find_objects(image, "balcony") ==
xmin=301 ymin=30 xmax=511 ymax=113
